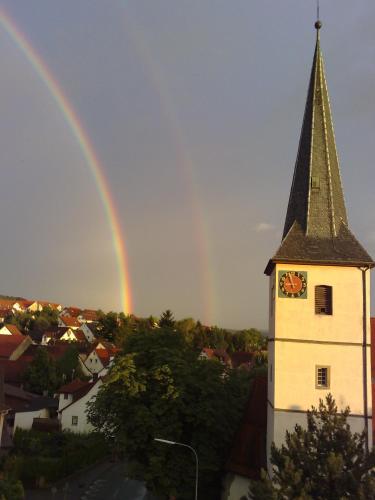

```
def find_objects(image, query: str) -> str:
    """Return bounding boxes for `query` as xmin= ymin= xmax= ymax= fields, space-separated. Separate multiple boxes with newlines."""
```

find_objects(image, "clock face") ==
xmin=278 ymin=270 xmax=307 ymax=298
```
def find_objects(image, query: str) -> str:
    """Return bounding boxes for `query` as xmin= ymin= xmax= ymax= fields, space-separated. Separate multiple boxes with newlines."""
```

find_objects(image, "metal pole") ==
xmin=154 ymin=438 xmax=198 ymax=500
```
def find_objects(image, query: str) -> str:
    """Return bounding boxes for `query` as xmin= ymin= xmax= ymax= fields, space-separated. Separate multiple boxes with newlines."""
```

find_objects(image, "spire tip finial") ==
xmin=315 ymin=0 xmax=322 ymax=30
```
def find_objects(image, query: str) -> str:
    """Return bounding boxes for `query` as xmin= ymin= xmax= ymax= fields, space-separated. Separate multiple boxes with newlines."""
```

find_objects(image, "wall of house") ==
xmin=84 ymin=352 xmax=104 ymax=374
xmin=60 ymin=381 xmax=101 ymax=433
xmin=58 ymin=393 xmax=73 ymax=412
xmin=222 ymin=473 xmax=250 ymax=500
xmin=14 ymin=408 xmax=49 ymax=433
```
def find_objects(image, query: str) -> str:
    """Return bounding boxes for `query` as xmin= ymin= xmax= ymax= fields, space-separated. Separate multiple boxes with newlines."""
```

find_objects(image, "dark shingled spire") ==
xmin=265 ymin=23 xmax=374 ymax=275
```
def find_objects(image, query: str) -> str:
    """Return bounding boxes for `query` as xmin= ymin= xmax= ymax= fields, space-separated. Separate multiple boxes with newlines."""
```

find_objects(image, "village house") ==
xmin=0 ymin=325 xmax=23 ymax=337
xmin=58 ymin=315 xmax=81 ymax=330
xmin=57 ymin=378 xmax=102 ymax=433
xmin=13 ymin=396 xmax=58 ymax=433
xmin=0 ymin=335 xmax=32 ymax=361
xmin=78 ymin=310 xmax=98 ymax=324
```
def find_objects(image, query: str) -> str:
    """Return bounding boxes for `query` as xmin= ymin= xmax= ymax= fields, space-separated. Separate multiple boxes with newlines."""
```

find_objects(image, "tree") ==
xmin=158 ymin=309 xmax=175 ymax=328
xmin=250 ymin=394 xmax=375 ymax=500
xmin=230 ymin=329 xmax=267 ymax=353
xmin=56 ymin=345 xmax=87 ymax=384
xmin=96 ymin=311 xmax=119 ymax=342
xmin=23 ymin=348 xmax=58 ymax=395
xmin=0 ymin=476 xmax=24 ymax=500
xmin=87 ymin=326 xmax=251 ymax=499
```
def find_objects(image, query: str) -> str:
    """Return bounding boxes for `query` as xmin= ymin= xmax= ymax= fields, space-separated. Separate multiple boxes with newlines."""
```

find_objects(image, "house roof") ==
xmin=17 ymin=396 xmax=58 ymax=413
xmin=57 ymin=379 xmax=92 ymax=395
xmin=96 ymin=349 xmax=111 ymax=366
xmin=0 ymin=336 xmax=27 ymax=359
xmin=265 ymin=24 xmax=374 ymax=275
xmin=59 ymin=379 xmax=100 ymax=413
xmin=0 ymin=359 xmax=30 ymax=385
xmin=61 ymin=307 xmax=81 ymax=318
xmin=79 ymin=310 xmax=98 ymax=321
xmin=0 ymin=308 xmax=12 ymax=317
xmin=230 ymin=352 xmax=254 ymax=369
xmin=4 ymin=383 xmax=35 ymax=402
xmin=73 ymin=330 xmax=87 ymax=342
xmin=60 ymin=316 xmax=81 ymax=328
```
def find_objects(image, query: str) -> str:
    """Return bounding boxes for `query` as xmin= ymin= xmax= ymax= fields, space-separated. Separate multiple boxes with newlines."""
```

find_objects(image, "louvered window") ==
xmin=315 ymin=285 xmax=332 ymax=315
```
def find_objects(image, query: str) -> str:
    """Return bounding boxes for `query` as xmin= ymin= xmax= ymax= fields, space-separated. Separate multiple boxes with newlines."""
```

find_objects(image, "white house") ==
xmin=0 ymin=325 xmax=23 ymax=336
xmin=13 ymin=397 xmax=58 ymax=433
xmin=80 ymin=323 xmax=97 ymax=343
xmin=58 ymin=378 xmax=102 ymax=433
xmin=58 ymin=316 xmax=81 ymax=330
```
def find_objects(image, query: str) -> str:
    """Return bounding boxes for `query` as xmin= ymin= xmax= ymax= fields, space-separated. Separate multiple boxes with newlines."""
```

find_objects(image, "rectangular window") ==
xmin=311 ymin=176 xmax=320 ymax=189
xmin=71 ymin=416 xmax=78 ymax=426
xmin=315 ymin=285 xmax=332 ymax=315
xmin=316 ymin=366 xmax=330 ymax=389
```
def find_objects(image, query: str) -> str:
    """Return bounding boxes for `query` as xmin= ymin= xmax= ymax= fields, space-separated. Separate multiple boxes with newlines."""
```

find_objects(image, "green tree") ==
xmin=0 ymin=477 xmax=24 ymax=500
xmin=87 ymin=327 xmax=251 ymax=499
xmin=23 ymin=348 xmax=58 ymax=395
xmin=230 ymin=329 xmax=267 ymax=353
xmin=158 ymin=309 xmax=175 ymax=328
xmin=56 ymin=345 xmax=87 ymax=384
xmin=250 ymin=394 xmax=375 ymax=500
xmin=96 ymin=311 xmax=119 ymax=342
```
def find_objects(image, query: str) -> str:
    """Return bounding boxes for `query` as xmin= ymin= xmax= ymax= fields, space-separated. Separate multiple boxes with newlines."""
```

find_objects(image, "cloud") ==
xmin=255 ymin=222 xmax=275 ymax=233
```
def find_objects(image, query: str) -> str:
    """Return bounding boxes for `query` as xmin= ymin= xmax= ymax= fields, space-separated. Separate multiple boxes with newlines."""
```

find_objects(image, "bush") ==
xmin=5 ymin=430 xmax=109 ymax=488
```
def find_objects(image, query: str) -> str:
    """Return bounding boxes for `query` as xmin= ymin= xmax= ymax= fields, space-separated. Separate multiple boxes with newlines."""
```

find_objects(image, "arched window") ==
xmin=315 ymin=285 xmax=332 ymax=315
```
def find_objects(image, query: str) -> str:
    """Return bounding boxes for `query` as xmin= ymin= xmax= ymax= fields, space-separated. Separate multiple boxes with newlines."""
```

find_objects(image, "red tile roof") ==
xmin=0 ymin=359 xmax=30 ymax=385
xmin=60 ymin=316 xmax=81 ymax=328
xmin=80 ymin=310 xmax=98 ymax=321
xmin=58 ymin=379 xmax=90 ymax=394
xmin=0 ymin=336 xmax=27 ymax=359
xmin=57 ymin=378 xmax=96 ymax=405
xmin=230 ymin=352 xmax=254 ymax=369
xmin=61 ymin=307 xmax=81 ymax=318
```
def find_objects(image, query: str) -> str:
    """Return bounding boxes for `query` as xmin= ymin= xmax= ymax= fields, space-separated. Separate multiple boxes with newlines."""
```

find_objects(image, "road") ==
xmin=25 ymin=461 xmax=155 ymax=500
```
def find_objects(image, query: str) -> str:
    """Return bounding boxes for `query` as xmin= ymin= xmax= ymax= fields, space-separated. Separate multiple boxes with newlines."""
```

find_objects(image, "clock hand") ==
xmin=288 ymin=272 xmax=295 ymax=289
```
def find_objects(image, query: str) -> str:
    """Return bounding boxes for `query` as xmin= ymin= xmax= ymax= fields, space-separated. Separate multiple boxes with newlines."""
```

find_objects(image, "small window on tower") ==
xmin=315 ymin=285 xmax=332 ymax=315
xmin=311 ymin=176 xmax=320 ymax=189
xmin=316 ymin=366 xmax=330 ymax=389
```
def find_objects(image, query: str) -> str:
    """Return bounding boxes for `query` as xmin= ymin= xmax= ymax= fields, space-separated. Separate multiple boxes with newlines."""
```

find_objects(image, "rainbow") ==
xmin=121 ymin=11 xmax=215 ymax=324
xmin=0 ymin=8 xmax=133 ymax=314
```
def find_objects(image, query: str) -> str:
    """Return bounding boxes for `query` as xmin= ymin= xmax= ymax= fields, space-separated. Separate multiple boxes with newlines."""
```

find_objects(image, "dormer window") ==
xmin=315 ymin=285 xmax=332 ymax=315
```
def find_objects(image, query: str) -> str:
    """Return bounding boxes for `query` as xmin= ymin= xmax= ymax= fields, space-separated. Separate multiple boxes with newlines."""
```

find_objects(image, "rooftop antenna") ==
xmin=317 ymin=0 xmax=320 ymax=22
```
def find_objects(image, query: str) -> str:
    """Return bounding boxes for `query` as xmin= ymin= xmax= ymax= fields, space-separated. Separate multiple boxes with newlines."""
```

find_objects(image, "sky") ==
xmin=0 ymin=1 xmax=374 ymax=330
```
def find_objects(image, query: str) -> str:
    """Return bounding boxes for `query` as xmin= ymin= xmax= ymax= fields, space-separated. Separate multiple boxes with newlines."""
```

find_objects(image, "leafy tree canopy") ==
xmin=250 ymin=394 xmax=375 ymax=500
xmin=87 ymin=326 xmax=252 ymax=499
xmin=23 ymin=348 xmax=59 ymax=395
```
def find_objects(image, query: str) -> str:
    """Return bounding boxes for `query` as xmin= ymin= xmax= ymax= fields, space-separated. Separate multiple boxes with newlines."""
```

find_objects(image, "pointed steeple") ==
xmin=265 ymin=22 xmax=373 ymax=274
xmin=283 ymin=21 xmax=347 ymax=239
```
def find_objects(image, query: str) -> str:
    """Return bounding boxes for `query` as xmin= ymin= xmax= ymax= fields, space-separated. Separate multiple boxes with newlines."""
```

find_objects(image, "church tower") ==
xmin=265 ymin=20 xmax=374 ymax=466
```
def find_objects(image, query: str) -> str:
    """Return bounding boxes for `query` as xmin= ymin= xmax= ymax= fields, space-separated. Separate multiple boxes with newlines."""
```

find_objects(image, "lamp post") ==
xmin=154 ymin=438 xmax=198 ymax=500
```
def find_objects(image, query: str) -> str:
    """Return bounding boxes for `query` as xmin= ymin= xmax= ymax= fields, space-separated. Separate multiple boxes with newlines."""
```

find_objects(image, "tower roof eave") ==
xmin=264 ymin=222 xmax=374 ymax=275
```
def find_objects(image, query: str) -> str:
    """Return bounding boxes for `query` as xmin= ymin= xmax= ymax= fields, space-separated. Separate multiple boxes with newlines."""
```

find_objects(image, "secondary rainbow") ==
xmin=0 ymin=8 xmax=133 ymax=313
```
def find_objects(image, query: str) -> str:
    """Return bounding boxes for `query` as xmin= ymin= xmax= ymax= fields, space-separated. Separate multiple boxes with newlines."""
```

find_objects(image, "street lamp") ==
xmin=154 ymin=438 xmax=198 ymax=500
